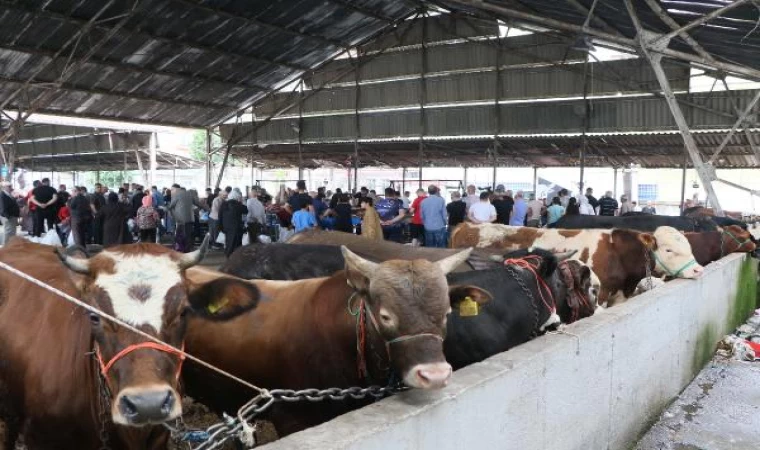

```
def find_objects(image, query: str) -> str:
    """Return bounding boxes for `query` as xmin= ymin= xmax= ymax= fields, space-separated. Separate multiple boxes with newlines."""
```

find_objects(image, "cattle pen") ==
xmin=261 ymin=253 xmax=757 ymax=450
xmin=1 ymin=1 xmax=760 ymax=450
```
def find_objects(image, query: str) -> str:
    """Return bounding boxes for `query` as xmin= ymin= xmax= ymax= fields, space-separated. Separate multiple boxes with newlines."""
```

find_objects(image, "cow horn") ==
xmin=56 ymin=248 xmax=91 ymax=274
xmin=341 ymin=246 xmax=378 ymax=279
xmin=177 ymin=233 xmax=211 ymax=269
xmin=552 ymin=249 xmax=578 ymax=262
xmin=436 ymin=248 xmax=473 ymax=274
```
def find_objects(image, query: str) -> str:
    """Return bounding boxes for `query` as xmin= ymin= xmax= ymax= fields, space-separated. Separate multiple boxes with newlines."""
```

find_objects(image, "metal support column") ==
xmin=205 ymin=129 xmax=212 ymax=188
xmin=149 ymin=132 xmax=157 ymax=188
xmin=492 ymin=27 xmax=502 ymax=192
xmin=9 ymin=115 xmax=19 ymax=183
xmin=353 ymin=56 xmax=361 ymax=193
xmin=463 ymin=167 xmax=469 ymax=188
xmin=532 ymin=166 xmax=538 ymax=197
xmin=624 ymin=1 xmax=723 ymax=215
xmin=297 ymin=80 xmax=304 ymax=181
xmin=579 ymin=53 xmax=591 ymax=193
xmin=680 ymin=151 xmax=688 ymax=213
xmin=216 ymin=143 xmax=231 ymax=189
xmin=417 ymin=10 xmax=427 ymax=190
xmin=402 ymin=167 xmax=407 ymax=194
xmin=613 ymin=167 xmax=618 ymax=198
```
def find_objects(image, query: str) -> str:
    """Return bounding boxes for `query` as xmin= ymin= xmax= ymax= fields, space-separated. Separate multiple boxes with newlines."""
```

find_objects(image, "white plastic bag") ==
xmin=67 ymin=232 xmax=76 ymax=247
xmin=241 ymin=233 xmax=250 ymax=246
xmin=40 ymin=231 xmax=62 ymax=247
xmin=278 ymin=228 xmax=294 ymax=243
xmin=216 ymin=231 xmax=226 ymax=245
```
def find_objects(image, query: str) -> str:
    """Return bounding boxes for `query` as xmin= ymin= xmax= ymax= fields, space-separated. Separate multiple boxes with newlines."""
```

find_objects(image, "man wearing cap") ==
xmin=491 ymin=185 xmax=513 ymax=225
xmin=0 ymin=182 xmax=19 ymax=244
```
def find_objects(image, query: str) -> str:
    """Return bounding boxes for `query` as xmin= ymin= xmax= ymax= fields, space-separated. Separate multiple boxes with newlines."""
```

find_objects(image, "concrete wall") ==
xmin=262 ymin=254 xmax=757 ymax=450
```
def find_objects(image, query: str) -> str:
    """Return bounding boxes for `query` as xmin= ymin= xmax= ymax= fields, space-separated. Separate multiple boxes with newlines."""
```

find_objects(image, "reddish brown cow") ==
xmin=183 ymin=246 xmax=474 ymax=437
xmin=0 ymin=237 xmax=259 ymax=450
xmin=449 ymin=223 xmax=703 ymax=306
xmin=685 ymin=225 xmax=756 ymax=266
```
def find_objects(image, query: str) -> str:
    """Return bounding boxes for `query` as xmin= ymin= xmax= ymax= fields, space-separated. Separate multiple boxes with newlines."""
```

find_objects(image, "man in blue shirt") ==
xmin=510 ymin=191 xmax=529 ymax=226
xmin=292 ymin=199 xmax=317 ymax=233
xmin=420 ymin=185 xmax=448 ymax=248
xmin=375 ymin=187 xmax=406 ymax=242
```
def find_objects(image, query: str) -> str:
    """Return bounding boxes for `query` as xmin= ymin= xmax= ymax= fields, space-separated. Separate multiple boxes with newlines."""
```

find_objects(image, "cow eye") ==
xmin=89 ymin=313 xmax=101 ymax=326
xmin=379 ymin=312 xmax=392 ymax=323
xmin=665 ymin=249 xmax=673 ymax=253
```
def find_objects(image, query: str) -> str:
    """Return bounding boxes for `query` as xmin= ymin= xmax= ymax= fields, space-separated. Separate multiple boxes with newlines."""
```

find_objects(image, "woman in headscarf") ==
xmin=100 ymin=192 xmax=132 ymax=248
xmin=565 ymin=197 xmax=580 ymax=216
xmin=136 ymin=194 xmax=159 ymax=243
xmin=579 ymin=194 xmax=595 ymax=215
xmin=219 ymin=190 xmax=248 ymax=258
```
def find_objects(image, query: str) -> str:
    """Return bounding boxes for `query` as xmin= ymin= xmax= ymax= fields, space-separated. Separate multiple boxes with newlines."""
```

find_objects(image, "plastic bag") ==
xmin=278 ymin=228 xmax=294 ymax=243
xmin=241 ymin=233 xmax=250 ymax=246
xmin=216 ymin=231 xmax=226 ymax=245
xmin=67 ymin=232 xmax=76 ymax=248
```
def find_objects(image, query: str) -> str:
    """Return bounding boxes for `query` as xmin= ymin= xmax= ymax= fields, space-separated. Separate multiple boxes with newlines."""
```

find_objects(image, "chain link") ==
xmin=94 ymin=357 xmax=112 ymax=450
xmin=173 ymin=384 xmax=407 ymax=450
xmin=644 ymin=248 xmax=654 ymax=291
xmin=504 ymin=264 xmax=540 ymax=338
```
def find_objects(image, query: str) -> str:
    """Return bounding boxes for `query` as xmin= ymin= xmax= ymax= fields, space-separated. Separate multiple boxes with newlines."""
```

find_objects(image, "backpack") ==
xmin=136 ymin=206 xmax=157 ymax=230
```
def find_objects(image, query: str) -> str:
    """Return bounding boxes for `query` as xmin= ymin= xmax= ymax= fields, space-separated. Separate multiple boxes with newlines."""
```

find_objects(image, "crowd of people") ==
xmin=0 ymin=177 xmax=659 ymax=253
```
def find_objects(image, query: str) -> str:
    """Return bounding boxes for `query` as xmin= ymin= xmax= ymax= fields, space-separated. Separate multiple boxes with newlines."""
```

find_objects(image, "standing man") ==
xmin=510 ymin=191 xmax=529 ymax=227
xmin=401 ymin=191 xmax=412 ymax=210
xmin=420 ymin=185 xmax=447 ymax=248
xmin=446 ymin=191 xmax=467 ymax=231
xmin=585 ymin=187 xmax=599 ymax=212
xmin=90 ymin=183 xmax=106 ymax=245
xmin=597 ymin=191 xmax=619 ymax=216
xmin=246 ymin=188 xmax=266 ymax=243
xmin=408 ymin=188 xmax=427 ymax=246
xmin=69 ymin=186 xmax=93 ymax=247
xmin=463 ymin=185 xmax=480 ymax=212
xmin=375 ymin=187 xmax=406 ymax=242
xmin=30 ymin=178 xmax=58 ymax=237
xmin=526 ymin=193 xmax=544 ymax=227
xmin=468 ymin=192 xmax=497 ymax=224
xmin=0 ymin=182 xmax=19 ymax=244
xmin=287 ymin=180 xmax=312 ymax=215
xmin=619 ymin=195 xmax=634 ymax=215
xmin=167 ymin=184 xmax=194 ymax=252
xmin=491 ymin=186 xmax=513 ymax=225
xmin=208 ymin=190 xmax=227 ymax=249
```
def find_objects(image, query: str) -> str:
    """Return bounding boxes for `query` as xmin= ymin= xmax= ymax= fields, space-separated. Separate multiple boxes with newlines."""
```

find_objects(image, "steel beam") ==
xmin=719 ymin=77 xmax=760 ymax=165
xmin=707 ymin=89 xmax=760 ymax=164
xmin=205 ymin=128 xmax=212 ymax=188
xmin=680 ymin=150 xmax=688 ymax=213
xmin=624 ymin=0 xmax=723 ymax=215
xmin=418 ymin=12 xmax=428 ymax=190
xmin=649 ymin=0 xmax=752 ymax=46
xmin=353 ymin=56 xmax=361 ymax=192
xmin=445 ymin=0 xmax=760 ymax=83
xmin=642 ymin=0 xmax=716 ymax=63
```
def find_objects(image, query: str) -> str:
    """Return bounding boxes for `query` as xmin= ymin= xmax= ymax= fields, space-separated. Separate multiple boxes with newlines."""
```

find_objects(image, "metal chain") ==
xmin=504 ymin=265 xmax=540 ymax=338
xmin=94 ymin=358 xmax=112 ymax=450
xmin=181 ymin=384 xmax=407 ymax=450
xmin=644 ymin=248 xmax=654 ymax=291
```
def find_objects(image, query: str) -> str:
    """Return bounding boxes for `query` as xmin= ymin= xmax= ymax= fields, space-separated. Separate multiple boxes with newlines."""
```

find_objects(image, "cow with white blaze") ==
xmin=0 ymin=237 xmax=260 ymax=449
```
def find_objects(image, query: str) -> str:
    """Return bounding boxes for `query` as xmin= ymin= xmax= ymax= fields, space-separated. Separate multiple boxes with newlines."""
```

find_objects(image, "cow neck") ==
xmin=556 ymin=262 xmax=593 ymax=323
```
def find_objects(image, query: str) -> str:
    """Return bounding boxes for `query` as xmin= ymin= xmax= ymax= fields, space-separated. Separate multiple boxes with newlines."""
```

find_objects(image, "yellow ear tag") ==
xmin=207 ymin=297 xmax=229 ymax=314
xmin=459 ymin=296 xmax=479 ymax=317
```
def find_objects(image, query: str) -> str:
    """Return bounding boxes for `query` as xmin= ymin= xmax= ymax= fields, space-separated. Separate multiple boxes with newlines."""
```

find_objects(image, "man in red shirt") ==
xmin=408 ymin=188 xmax=427 ymax=246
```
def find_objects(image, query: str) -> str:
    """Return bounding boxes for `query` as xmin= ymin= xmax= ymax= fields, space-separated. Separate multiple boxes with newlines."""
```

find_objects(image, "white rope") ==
xmin=0 ymin=260 xmax=264 ymax=394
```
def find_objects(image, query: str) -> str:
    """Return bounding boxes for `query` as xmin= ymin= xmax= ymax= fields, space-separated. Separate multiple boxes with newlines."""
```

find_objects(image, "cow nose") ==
xmin=413 ymin=362 xmax=452 ymax=389
xmin=117 ymin=388 xmax=179 ymax=424
xmin=692 ymin=265 xmax=704 ymax=277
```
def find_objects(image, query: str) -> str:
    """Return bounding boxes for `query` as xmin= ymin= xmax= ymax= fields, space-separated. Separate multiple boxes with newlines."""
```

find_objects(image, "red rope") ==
xmin=357 ymin=299 xmax=368 ymax=379
xmin=504 ymin=256 xmax=556 ymax=314
xmin=96 ymin=341 xmax=185 ymax=391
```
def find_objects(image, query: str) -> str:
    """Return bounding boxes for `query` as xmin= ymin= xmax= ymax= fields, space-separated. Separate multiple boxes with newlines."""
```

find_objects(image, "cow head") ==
xmin=342 ymin=246 xmax=472 ymax=389
xmin=644 ymin=226 xmax=704 ymax=279
xmin=58 ymin=237 xmax=260 ymax=426
xmin=721 ymin=225 xmax=757 ymax=256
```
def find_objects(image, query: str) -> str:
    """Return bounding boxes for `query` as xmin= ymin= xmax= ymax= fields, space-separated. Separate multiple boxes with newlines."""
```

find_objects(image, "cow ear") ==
xmin=637 ymin=233 xmax=657 ymax=249
xmin=449 ymin=285 xmax=492 ymax=309
xmin=188 ymin=278 xmax=260 ymax=321
xmin=342 ymin=246 xmax=377 ymax=291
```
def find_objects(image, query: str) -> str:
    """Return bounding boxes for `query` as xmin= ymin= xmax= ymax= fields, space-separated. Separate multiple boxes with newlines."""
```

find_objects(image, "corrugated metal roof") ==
xmin=0 ymin=0 xmax=418 ymax=127
xmin=227 ymin=130 xmax=760 ymax=169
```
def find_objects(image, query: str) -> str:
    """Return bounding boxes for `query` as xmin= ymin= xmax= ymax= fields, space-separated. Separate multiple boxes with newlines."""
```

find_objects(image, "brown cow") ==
xmin=449 ymin=223 xmax=703 ymax=306
xmin=0 ymin=237 xmax=259 ymax=450
xmin=685 ymin=225 xmax=756 ymax=266
xmin=182 ymin=246 xmax=474 ymax=437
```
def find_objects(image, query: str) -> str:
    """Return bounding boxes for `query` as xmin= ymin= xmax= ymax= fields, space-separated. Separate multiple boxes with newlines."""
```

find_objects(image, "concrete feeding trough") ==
xmin=262 ymin=253 xmax=757 ymax=450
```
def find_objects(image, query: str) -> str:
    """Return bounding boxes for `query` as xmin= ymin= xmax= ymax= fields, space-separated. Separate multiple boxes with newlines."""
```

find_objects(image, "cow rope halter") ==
xmin=0 ymin=259 xmax=408 ymax=450
xmin=720 ymin=228 xmax=754 ymax=258
xmin=649 ymin=250 xmax=697 ymax=278
xmin=347 ymin=286 xmax=444 ymax=382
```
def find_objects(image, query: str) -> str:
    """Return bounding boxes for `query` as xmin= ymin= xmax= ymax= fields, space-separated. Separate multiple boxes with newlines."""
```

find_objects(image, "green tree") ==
xmin=189 ymin=130 xmax=223 ymax=163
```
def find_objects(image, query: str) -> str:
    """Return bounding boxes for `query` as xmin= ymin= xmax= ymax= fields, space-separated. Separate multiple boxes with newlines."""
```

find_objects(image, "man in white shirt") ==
xmin=246 ymin=189 xmax=267 ymax=243
xmin=468 ymin=192 xmax=497 ymax=224
xmin=526 ymin=194 xmax=545 ymax=227
xmin=209 ymin=190 xmax=227 ymax=248
xmin=463 ymin=184 xmax=480 ymax=212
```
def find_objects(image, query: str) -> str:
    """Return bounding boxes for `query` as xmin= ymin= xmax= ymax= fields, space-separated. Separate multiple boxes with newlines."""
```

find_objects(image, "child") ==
xmin=292 ymin=199 xmax=317 ymax=233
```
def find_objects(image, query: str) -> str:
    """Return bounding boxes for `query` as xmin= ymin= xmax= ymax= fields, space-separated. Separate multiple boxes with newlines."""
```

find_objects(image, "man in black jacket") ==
xmin=69 ymin=186 xmax=93 ymax=247
xmin=0 ymin=182 xmax=19 ymax=244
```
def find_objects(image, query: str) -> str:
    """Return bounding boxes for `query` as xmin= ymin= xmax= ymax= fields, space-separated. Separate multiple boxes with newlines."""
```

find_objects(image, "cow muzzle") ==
xmin=404 ymin=362 xmax=453 ymax=389
xmin=113 ymin=385 xmax=182 ymax=425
